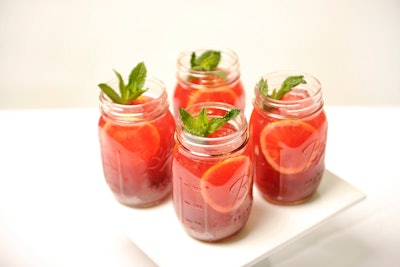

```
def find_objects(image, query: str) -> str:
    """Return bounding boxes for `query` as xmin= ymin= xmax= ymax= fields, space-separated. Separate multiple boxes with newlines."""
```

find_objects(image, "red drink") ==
xmin=98 ymin=77 xmax=176 ymax=207
xmin=173 ymin=49 xmax=245 ymax=117
xmin=172 ymin=103 xmax=253 ymax=242
xmin=249 ymin=71 xmax=328 ymax=205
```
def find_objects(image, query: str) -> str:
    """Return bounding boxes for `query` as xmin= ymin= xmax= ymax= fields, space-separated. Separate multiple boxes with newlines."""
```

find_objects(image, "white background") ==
xmin=1 ymin=0 xmax=400 ymax=109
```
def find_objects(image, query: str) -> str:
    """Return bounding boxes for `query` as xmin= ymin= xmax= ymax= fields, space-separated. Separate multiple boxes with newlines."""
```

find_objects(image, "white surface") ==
xmin=0 ymin=106 xmax=399 ymax=267
xmin=123 ymin=170 xmax=365 ymax=267
xmin=1 ymin=0 xmax=400 ymax=109
xmin=268 ymin=106 xmax=400 ymax=267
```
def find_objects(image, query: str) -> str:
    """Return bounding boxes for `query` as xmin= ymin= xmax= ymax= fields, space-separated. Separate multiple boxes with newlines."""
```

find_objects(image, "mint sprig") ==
xmin=190 ymin=50 xmax=221 ymax=71
xmin=258 ymin=75 xmax=307 ymax=100
xmin=179 ymin=107 xmax=240 ymax=137
xmin=98 ymin=62 xmax=148 ymax=105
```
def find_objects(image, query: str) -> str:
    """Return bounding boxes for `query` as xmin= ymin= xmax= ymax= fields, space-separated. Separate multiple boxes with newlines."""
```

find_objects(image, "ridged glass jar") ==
xmin=98 ymin=76 xmax=176 ymax=207
xmin=172 ymin=102 xmax=253 ymax=241
xmin=249 ymin=71 xmax=328 ymax=205
xmin=173 ymin=48 xmax=246 ymax=117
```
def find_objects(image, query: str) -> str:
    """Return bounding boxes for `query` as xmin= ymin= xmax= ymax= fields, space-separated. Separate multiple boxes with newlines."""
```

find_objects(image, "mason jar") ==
xmin=173 ymin=48 xmax=246 ymax=117
xmin=249 ymin=71 xmax=328 ymax=205
xmin=172 ymin=102 xmax=253 ymax=242
xmin=98 ymin=76 xmax=176 ymax=207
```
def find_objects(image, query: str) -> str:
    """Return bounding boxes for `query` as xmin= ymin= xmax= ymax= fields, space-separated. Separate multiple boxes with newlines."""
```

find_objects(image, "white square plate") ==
xmin=121 ymin=170 xmax=365 ymax=266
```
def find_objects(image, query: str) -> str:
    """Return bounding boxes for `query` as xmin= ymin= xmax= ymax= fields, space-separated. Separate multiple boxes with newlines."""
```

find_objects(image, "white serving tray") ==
xmin=120 ymin=169 xmax=365 ymax=266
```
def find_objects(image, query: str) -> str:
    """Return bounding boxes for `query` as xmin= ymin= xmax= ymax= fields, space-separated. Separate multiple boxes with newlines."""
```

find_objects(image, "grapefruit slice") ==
xmin=260 ymin=120 xmax=317 ymax=174
xmin=200 ymin=155 xmax=251 ymax=213
xmin=125 ymin=95 xmax=148 ymax=105
xmin=187 ymin=86 xmax=238 ymax=107
xmin=103 ymin=121 xmax=160 ymax=161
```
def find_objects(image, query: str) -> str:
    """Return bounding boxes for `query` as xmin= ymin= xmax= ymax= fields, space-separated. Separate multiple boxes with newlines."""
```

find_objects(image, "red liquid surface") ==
xmin=249 ymin=89 xmax=328 ymax=204
xmin=173 ymin=72 xmax=245 ymax=116
xmin=172 ymin=125 xmax=253 ymax=241
xmin=98 ymin=98 xmax=176 ymax=207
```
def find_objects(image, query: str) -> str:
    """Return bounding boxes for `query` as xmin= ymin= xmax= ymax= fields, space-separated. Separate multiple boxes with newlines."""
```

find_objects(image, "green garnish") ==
xmin=179 ymin=107 xmax=240 ymax=137
xmin=98 ymin=62 xmax=148 ymax=105
xmin=258 ymin=75 xmax=307 ymax=100
xmin=190 ymin=50 xmax=221 ymax=71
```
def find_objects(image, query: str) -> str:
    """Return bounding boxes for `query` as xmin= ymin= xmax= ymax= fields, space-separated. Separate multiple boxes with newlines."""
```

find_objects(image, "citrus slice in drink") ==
xmin=187 ymin=86 xmax=238 ymax=107
xmin=200 ymin=155 xmax=251 ymax=213
xmin=260 ymin=120 xmax=317 ymax=174
xmin=125 ymin=95 xmax=148 ymax=105
xmin=103 ymin=121 xmax=160 ymax=161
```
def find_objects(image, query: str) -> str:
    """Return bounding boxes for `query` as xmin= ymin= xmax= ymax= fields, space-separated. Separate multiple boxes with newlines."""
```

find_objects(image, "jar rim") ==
xmin=99 ymin=75 xmax=169 ymax=122
xmin=176 ymin=48 xmax=239 ymax=72
xmin=253 ymin=70 xmax=324 ymax=119
xmin=175 ymin=102 xmax=248 ymax=157
xmin=100 ymin=75 xmax=166 ymax=104
xmin=176 ymin=49 xmax=241 ymax=89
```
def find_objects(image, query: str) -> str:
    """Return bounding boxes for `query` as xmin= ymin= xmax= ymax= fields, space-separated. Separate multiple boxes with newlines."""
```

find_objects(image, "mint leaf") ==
xmin=208 ymin=109 xmax=240 ymax=134
xmin=258 ymin=79 xmax=269 ymax=97
xmin=193 ymin=108 xmax=209 ymax=136
xmin=98 ymin=62 xmax=148 ymax=105
xmin=276 ymin=75 xmax=306 ymax=99
xmin=113 ymin=69 xmax=126 ymax=101
xmin=259 ymin=75 xmax=307 ymax=100
xmin=179 ymin=108 xmax=207 ymax=137
xmin=179 ymin=108 xmax=240 ymax=137
xmin=190 ymin=50 xmax=221 ymax=71
xmin=98 ymin=83 xmax=123 ymax=104
xmin=127 ymin=62 xmax=147 ymax=99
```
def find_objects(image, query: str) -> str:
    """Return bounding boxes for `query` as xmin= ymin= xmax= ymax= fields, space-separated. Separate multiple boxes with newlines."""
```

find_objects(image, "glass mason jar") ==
xmin=98 ymin=76 xmax=176 ymax=207
xmin=249 ymin=71 xmax=328 ymax=205
xmin=172 ymin=102 xmax=253 ymax=242
xmin=172 ymin=48 xmax=246 ymax=117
